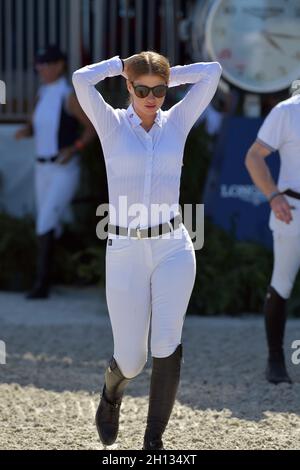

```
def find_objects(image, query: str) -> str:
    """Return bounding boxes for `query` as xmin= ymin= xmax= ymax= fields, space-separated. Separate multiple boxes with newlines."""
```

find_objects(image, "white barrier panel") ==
xmin=0 ymin=124 xmax=35 ymax=217
xmin=0 ymin=340 xmax=6 ymax=365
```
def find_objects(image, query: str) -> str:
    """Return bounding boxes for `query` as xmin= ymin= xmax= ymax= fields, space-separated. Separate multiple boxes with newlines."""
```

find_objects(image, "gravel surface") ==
xmin=0 ymin=286 xmax=300 ymax=450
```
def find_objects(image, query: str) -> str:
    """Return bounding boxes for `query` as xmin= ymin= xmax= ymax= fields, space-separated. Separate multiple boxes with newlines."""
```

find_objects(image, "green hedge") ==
xmin=0 ymin=213 xmax=36 ymax=290
xmin=0 ymin=211 xmax=106 ymax=290
xmin=189 ymin=218 xmax=273 ymax=315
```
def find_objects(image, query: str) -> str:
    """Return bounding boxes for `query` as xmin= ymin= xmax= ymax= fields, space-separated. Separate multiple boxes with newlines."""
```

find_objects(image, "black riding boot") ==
xmin=26 ymin=229 xmax=55 ymax=299
xmin=95 ymin=357 xmax=131 ymax=446
xmin=264 ymin=286 xmax=292 ymax=384
xmin=143 ymin=344 xmax=183 ymax=450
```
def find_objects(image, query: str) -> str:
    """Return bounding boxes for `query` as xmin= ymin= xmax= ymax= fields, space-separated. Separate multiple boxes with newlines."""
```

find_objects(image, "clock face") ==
xmin=205 ymin=0 xmax=300 ymax=92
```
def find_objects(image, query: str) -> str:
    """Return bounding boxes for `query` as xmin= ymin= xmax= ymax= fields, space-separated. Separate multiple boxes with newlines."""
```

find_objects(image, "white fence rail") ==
xmin=0 ymin=0 xmax=186 ymax=122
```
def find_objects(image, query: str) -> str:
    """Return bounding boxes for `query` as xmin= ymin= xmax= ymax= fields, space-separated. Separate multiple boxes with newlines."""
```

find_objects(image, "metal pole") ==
xmin=109 ymin=0 xmax=117 ymax=57
xmin=165 ymin=0 xmax=175 ymax=65
xmin=16 ymin=0 xmax=24 ymax=115
xmin=26 ymin=0 xmax=35 ymax=114
xmin=147 ymin=0 xmax=155 ymax=50
xmin=60 ymin=0 xmax=68 ymax=52
xmin=121 ymin=0 xmax=129 ymax=58
xmin=69 ymin=0 xmax=81 ymax=73
xmin=93 ymin=0 xmax=107 ymax=61
xmin=5 ymin=0 xmax=13 ymax=115
xmin=49 ymin=0 xmax=57 ymax=44
xmin=135 ymin=0 xmax=143 ymax=52
xmin=38 ymin=0 xmax=46 ymax=49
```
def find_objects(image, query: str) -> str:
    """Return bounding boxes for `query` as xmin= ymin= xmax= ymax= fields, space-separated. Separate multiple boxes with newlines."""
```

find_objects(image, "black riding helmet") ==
xmin=35 ymin=45 xmax=67 ymax=64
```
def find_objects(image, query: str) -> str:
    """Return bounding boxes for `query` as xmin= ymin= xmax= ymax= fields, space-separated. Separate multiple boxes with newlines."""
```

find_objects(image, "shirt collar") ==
xmin=126 ymin=104 xmax=163 ymax=129
xmin=45 ymin=75 xmax=67 ymax=88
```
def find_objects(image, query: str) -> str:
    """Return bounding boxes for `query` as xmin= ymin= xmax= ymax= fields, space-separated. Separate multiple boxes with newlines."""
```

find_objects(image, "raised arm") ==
xmin=72 ymin=56 xmax=124 ymax=142
xmin=167 ymin=61 xmax=222 ymax=136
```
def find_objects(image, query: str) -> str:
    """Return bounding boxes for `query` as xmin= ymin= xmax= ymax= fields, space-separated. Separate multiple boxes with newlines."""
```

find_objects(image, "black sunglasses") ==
xmin=131 ymin=82 xmax=168 ymax=99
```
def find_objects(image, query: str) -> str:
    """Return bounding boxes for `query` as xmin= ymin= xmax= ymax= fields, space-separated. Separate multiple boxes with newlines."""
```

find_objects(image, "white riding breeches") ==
xmin=34 ymin=155 xmax=80 ymax=237
xmin=105 ymin=223 xmax=197 ymax=379
xmin=271 ymin=231 xmax=300 ymax=299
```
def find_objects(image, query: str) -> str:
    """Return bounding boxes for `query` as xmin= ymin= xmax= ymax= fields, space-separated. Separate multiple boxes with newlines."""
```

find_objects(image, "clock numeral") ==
xmin=235 ymin=63 xmax=246 ymax=75
xmin=223 ymin=5 xmax=237 ymax=15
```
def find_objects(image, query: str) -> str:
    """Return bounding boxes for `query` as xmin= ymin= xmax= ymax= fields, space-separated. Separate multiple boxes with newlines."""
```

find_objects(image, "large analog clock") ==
xmin=192 ymin=0 xmax=300 ymax=93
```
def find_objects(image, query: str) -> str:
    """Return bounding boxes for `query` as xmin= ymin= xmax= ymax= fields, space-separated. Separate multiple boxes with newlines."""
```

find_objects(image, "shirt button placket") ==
xmin=142 ymin=137 xmax=153 ymax=225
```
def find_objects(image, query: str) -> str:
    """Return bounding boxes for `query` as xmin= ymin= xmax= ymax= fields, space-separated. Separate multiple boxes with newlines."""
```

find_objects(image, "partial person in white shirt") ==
xmin=73 ymin=51 xmax=222 ymax=449
xmin=15 ymin=45 xmax=95 ymax=299
xmin=245 ymin=94 xmax=300 ymax=385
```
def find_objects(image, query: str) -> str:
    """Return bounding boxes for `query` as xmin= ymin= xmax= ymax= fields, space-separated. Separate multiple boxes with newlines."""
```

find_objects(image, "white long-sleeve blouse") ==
xmin=72 ymin=56 xmax=222 ymax=228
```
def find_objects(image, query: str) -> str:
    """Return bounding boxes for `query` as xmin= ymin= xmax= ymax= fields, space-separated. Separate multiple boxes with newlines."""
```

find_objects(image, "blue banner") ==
xmin=203 ymin=116 xmax=280 ymax=248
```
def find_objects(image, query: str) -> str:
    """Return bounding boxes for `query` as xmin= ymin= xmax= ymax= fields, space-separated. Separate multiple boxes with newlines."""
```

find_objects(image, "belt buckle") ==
xmin=136 ymin=225 xmax=142 ymax=240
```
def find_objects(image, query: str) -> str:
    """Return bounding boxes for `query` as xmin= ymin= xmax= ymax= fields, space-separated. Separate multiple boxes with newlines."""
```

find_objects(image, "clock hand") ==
xmin=262 ymin=31 xmax=284 ymax=52
xmin=244 ymin=9 xmax=274 ymax=20
xmin=264 ymin=31 xmax=300 ymax=39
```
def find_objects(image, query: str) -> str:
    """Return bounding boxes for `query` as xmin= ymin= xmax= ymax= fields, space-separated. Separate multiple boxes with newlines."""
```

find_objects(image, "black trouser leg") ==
xmin=264 ymin=286 xmax=292 ymax=384
xmin=27 ymin=229 xmax=55 ymax=299
xmin=143 ymin=344 xmax=183 ymax=450
xmin=95 ymin=357 xmax=131 ymax=446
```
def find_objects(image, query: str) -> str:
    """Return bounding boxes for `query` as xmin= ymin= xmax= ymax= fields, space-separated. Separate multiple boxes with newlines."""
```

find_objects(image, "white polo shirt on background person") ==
xmin=256 ymin=94 xmax=300 ymax=236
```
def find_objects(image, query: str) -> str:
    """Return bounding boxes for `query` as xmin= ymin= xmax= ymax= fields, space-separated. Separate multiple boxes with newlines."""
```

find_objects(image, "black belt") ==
xmin=108 ymin=214 xmax=182 ymax=239
xmin=36 ymin=155 xmax=59 ymax=163
xmin=282 ymin=189 xmax=300 ymax=200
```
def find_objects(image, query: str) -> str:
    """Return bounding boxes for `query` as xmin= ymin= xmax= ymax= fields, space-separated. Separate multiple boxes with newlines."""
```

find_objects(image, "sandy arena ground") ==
xmin=0 ymin=286 xmax=300 ymax=450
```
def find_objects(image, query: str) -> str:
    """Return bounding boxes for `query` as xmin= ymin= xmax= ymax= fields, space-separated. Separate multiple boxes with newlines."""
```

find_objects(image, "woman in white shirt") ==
xmin=73 ymin=51 xmax=222 ymax=450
